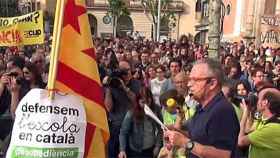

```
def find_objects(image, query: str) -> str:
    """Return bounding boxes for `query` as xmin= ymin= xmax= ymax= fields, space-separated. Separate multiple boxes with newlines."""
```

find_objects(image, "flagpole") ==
xmin=47 ymin=0 xmax=65 ymax=100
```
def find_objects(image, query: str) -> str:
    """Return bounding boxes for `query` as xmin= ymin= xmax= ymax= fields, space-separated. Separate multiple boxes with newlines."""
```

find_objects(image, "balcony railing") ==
xmin=85 ymin=0 xmax=184 ymax=12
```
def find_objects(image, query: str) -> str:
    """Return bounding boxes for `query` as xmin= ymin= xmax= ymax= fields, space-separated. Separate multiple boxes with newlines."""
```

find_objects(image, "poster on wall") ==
xmin=261 ymin=15 xmax=280 ymax=48
xmin=6 ymin=89 xmax=87 ymax=158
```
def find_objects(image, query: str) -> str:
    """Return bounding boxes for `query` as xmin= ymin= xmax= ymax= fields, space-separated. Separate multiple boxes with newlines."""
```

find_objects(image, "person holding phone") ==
xmin=238 ymin=87 xmax=280 ymax=158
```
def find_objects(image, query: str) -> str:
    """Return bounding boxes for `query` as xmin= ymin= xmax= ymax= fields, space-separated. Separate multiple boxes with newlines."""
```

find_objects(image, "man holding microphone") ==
xmin=164 ymin=59 xmax=240 ymax=158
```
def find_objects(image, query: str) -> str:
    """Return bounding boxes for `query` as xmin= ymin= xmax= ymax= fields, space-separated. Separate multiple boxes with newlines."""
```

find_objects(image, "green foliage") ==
xmin=107 ymin=0 xmax=130 ymax=18
xmin=107 ymin=0 xmax=130 ymax=37
xmin=141 ymin=0 xmax=176 ymax=28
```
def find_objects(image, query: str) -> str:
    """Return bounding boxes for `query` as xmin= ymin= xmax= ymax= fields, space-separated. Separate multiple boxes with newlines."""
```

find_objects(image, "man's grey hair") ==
xmin=194 ymin=59 xmax=226 ymax=87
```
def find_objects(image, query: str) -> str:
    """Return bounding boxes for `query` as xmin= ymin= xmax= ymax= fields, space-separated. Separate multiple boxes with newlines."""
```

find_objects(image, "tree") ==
xmin=141 ymin=0 xmax=176 ymax=41
xmin=208 ymin=0 xmax=222 ymax=59
xmin=107 ymin=0 xmax=130 ymax=38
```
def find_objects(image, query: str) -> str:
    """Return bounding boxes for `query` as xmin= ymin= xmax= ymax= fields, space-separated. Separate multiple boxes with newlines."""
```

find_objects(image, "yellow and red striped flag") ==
xmin=49 ymin=0 xmax=109 ymax=157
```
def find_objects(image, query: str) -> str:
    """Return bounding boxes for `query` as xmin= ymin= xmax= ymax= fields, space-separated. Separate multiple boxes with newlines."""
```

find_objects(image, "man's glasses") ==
xmin=188 ymin=76 xmax=213 ymax=82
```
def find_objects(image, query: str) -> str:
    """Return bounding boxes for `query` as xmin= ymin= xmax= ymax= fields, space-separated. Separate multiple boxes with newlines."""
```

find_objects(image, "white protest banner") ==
xmin=6 ymin=88 xmax=87 ymax=158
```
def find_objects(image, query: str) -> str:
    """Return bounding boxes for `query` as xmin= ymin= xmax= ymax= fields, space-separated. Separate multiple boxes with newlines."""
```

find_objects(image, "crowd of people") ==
xmin=0 ymin=34 xmax=280 ymax=158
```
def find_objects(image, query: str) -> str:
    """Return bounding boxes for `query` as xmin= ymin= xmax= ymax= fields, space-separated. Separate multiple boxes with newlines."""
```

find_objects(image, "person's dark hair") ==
xmin=156 ymin=65 xmax=166 ymax=72
xmin=222 ymin=79 xmax=234 ymax=99
xmin=133 ymin=87 xmax=156 ymax=122
xmin=196 ymin=58 xmax=226 ymax=87
xmin=251 ymin=67 xmax=264 ymax=77
xmin=8 ymin=55 xmax=25 ymax=69
xmin=178 ymin=35 xmax=189 ymax=48
xmin=234 ymin=80 xmax=251 ymax=95
xmin=223 ymin=54 xmax=234 ymax=65
xmin=168 ymin=58 xmax=182 ymax=69
xmin=227 ymin=60 xmax=242 ymax=79
xmin=275 ymin=60 xmax=280 ymax=65
xmin=232 ymin=80 xmax=252 ymax=107
xmin=24 ymin=62 xmax=45 ymax=88
xmin=105 ymin=48 xmax=119 ymax=70
xmin=140 ymin=49 xmax=150 ymax=56
xmin=183 ymin=64 xmax=193 ymax=73
xmin=263 ymin=91 xmax=280 ymax=117
xmin=132 ymin=67 xmax=144 ymax=81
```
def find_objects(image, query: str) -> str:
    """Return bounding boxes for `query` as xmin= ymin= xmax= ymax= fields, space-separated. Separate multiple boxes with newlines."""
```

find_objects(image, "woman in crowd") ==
xmin=23 ymin=62 xmax=45 ymax=89
xmin=132 ymin=67 xmax=144 ymax=83
xmin=150 ymin=65 xmax=167 ymax=106
xmin=144 ymin=65 xmax=157 ymax=87
xmin=118 ymin=87 xmax=163 ymax=158
xmin=232 ymin=80 xmax=252 ymax=120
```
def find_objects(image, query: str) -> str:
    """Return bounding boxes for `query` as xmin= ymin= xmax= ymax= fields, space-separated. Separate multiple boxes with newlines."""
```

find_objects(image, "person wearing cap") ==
xmin=238 ymin=87 xmax=280 ymax=158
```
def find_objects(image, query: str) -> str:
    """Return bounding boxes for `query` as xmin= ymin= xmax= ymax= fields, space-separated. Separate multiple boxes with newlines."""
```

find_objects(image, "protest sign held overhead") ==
xmin=0 ymin=11 xmax=44 ymax=46
xmin=6 ymin=89 xmax=87 ymax=158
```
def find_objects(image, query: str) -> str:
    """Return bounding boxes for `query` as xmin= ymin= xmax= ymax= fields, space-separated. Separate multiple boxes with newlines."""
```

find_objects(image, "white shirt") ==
xmin=150 ymin=78 xmax=167 ymax=106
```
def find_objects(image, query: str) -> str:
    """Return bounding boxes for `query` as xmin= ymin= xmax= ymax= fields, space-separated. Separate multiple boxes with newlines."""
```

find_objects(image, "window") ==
xmin=226 ymin=4 xmax=231 ymax=15
xmin=202 ymin=1 xmax=209 ymax=17
xmin=196 ymin=0 xmax=202 ymax=12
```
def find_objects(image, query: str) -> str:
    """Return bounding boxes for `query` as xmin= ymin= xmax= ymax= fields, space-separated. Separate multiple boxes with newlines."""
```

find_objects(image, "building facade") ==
xmin=86 ymin=0 xmax=188 ymax=40
xmin=251 ymin=0 xmax=280 ymax=48
xmin=19 ymin=0 xmax=199 ymax=40
xmin=194 ymin=0 xmax=244 ymax=44
xmin=195 ymin=0 xmax=280 ymax=48
xmin=18 ymin=0 xmax=199 ymax=40
xmin=178 ymin=0 xmax=198 ymax=38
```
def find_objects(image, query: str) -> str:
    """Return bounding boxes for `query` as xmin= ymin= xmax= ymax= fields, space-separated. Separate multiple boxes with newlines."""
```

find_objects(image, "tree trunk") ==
xmin=208 ymin=0 xmax=222 ymax=59
xmin=112 ymin=15 xmax=117 ymax=38
xmin=153 ymin=22 xmax=157 ymax=41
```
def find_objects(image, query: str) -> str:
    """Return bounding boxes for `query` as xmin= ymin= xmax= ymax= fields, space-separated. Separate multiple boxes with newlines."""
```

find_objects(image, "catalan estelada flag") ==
xmin=49 ymin=0 xmax=109 ymax=157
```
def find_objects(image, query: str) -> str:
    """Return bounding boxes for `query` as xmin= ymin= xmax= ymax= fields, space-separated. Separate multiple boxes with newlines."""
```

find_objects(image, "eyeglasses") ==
xmin=188 ymin=76 xmax=213 ymax=82
xmin=174 ymin=80 xmax=186 ymax=84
